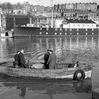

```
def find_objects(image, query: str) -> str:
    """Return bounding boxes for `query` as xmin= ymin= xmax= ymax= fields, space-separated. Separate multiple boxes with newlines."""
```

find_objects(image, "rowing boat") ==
xmin=0 ymin=62 xmax=92 ymax=81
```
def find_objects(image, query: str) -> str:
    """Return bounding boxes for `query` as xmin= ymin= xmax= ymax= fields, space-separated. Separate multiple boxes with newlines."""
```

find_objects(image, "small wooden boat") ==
xmin=0 ymin=62 xmax=92 ymax=81
xmin=0 ymin=30 xmax=14 ymax=38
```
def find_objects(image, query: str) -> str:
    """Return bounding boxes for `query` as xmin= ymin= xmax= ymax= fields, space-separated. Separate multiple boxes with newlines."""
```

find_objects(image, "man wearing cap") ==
xmin=13 ymin=50 xmax=20 ymax=68
xmin=18 ymin=49 xmax=26 ymax=68
xmin=47 ymin=50 xmax=56 ymax=69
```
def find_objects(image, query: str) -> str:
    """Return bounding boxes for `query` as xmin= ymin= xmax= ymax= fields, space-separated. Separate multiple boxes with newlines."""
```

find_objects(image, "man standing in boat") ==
xmin=13 ymin=50 xmax=20 ymax=68
xmin=47 ymin=50 xmax=56 ymax=69
xmin=44 ymin=49 xmax=50 ymax=69
xmin=18 ymin=49 xmax=26 ymax=68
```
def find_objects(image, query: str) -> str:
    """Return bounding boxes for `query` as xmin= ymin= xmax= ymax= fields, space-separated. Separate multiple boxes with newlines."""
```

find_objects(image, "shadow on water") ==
xmin=0 ymin=74 xmax=92 ymax=99
xmin=92 ymin=91 xmax=99 ymax=99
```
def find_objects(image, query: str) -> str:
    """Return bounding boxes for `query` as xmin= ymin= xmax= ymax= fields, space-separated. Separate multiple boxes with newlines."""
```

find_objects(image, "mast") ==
xmin=29 ymin=16 xmax=32 ymax=26
xmin=13 ymin=16 xmax=15 ymax=27
xmin=51 ymin=0 xmax=53 ymax=28
xmin=0 ymin=12 xmax=1 ymax=31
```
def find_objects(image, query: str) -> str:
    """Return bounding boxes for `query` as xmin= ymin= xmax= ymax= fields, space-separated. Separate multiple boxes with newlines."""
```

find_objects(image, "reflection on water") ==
xmin=0 ymin=36 xmax=98 ymax=59
xmin=0 ymin=74 xmax=92 ymax=99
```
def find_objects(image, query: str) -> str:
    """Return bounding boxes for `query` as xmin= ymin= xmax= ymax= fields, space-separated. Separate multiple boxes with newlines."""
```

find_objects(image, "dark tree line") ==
xmin=0 ymin=2 xmax=13 ymax=10
xmin=0 ymin=2 xmax=23 ymax=10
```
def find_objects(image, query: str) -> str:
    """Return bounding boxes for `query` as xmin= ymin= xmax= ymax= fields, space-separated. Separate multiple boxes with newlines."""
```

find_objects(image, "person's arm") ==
xmin=20 ymin=54 xmax=26 ymax=64
xmin=22 ymin=55 xmax=26 ymax=64
xmin=47 ymin=55 xmax=51 ymax=65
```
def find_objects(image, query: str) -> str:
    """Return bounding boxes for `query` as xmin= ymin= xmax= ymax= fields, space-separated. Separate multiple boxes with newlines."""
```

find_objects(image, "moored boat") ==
xmin=14 ymin=19 xmax=98 ymax=37
xmin=0 ymin=30 xmax=14 ymax=38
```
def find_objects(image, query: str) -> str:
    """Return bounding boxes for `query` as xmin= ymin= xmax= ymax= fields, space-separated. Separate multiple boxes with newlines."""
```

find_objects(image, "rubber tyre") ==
xmin=73 ymin=70 xmax=85 ymax=81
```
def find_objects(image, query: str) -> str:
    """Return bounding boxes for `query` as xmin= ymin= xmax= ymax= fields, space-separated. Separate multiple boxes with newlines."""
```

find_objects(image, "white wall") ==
xmin=92 ymin=17 xmax=99 ymax=25
xmin=63 ymin=23 xmax=96 ymax=29
xmin=55 ymin=19 xmax=63 ymax=28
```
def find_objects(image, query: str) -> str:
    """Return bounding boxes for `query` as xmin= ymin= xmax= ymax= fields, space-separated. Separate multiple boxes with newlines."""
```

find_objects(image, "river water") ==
xmin=0 ymin=36 xmax=99 ymax=99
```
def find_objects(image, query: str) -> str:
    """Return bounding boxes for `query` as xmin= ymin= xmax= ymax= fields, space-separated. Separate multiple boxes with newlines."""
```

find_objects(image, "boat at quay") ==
xmin=14 ymin=19 xmax=99 ymax=37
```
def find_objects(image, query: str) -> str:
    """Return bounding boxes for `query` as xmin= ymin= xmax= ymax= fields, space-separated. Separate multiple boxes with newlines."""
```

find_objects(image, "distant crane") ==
xmin=51 ymin=0 xmax=54 ymax=28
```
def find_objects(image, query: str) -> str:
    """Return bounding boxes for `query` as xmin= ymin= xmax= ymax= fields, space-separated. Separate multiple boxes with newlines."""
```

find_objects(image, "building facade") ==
xmin=63 ymin=19 xmax=96 ymax=29
xmin=54 ymin=2 xmax=97 ymax=12
xmin=54 ymin=2 xmax=97 ymax=20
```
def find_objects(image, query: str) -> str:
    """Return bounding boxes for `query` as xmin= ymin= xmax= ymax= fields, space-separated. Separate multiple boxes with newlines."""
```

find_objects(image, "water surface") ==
xmin=0 ymin=36 xmax=98 ymax=99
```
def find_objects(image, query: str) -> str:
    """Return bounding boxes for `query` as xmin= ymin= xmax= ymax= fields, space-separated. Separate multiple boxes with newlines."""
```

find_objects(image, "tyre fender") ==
xmin=73 ymin=70 xmax=85 ymax=81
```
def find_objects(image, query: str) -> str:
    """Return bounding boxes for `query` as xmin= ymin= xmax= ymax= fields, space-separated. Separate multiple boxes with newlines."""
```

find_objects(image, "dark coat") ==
xmin=18 ymin=52 xmax=26 ymax=68
xmin=44 ymin=52 xmax=50 ymax=69
xmin=47 ymin=53 xmax=56 ymax=69
xmin=13 ymin=53 xmax=19 ymax=67
xmin=14 ymin=53 xmax=19 ymax=64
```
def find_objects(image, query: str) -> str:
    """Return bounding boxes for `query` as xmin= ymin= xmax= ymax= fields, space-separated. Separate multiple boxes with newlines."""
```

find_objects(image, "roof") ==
xmin=36 ymin=15 xmax=46 ymax=18
xmin=66 ymin=19 xmax=96 ymax=24
xmin=6 ymin=14 xmax=32 ymax=18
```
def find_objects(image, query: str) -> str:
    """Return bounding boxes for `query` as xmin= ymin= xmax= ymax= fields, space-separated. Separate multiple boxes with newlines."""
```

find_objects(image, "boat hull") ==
xmin=14 ymin=27 xmax=98 ymax=37
xmin=0 ymin=66 xmax=92 ymax=80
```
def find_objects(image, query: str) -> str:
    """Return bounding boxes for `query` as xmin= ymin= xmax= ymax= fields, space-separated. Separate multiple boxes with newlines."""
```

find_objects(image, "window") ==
xmin=78 ymin=24 xmax=80 ymax=26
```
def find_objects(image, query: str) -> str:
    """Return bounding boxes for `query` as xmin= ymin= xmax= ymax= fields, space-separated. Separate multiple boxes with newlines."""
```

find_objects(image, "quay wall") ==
xmin=14 ymin=27 xmax=99 ymax=36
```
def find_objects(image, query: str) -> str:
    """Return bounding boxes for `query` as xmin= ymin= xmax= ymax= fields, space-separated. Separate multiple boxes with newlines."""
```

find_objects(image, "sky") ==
xmin=0 ymin=0 xmax=99 ymax=6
